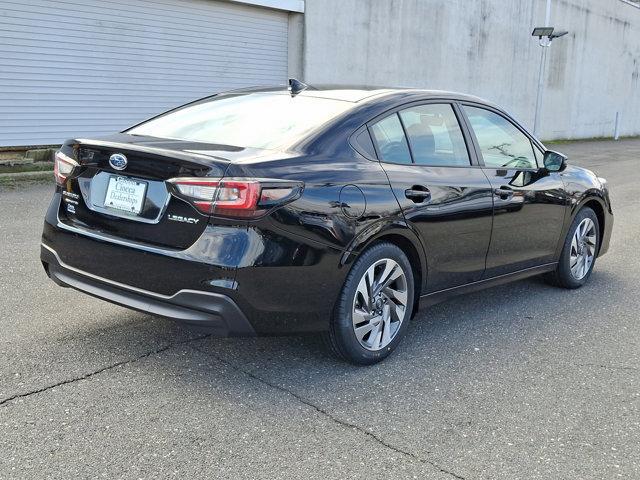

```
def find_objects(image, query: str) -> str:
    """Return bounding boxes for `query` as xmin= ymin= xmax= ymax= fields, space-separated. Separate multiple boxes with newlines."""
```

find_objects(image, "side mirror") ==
xmin=543 ymin=150 xmax=567 ymax=172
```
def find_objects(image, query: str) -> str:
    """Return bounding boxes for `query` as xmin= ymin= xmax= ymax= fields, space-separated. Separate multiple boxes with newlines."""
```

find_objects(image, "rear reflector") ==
xmin=54 ymin=151 xmax=79 ymax=186
xmin=169 ymin=178 xmax=302 ymax=217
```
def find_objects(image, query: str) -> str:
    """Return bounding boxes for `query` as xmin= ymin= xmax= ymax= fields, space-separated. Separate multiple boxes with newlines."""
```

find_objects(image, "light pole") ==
xmin=532 ymin=0 xmax=568 ymax=137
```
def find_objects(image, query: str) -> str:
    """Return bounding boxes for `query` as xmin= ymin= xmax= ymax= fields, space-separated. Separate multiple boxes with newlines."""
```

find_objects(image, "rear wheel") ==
xmin=327 ymin=242 xmax=415 ymax=365
xmin=545 ymin=207 xmax=600 ymax=289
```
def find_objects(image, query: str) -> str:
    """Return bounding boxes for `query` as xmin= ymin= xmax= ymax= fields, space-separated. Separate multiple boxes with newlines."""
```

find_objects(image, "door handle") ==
xmin=405 ymin=187 xmax=431 ymax=203
xmin=494 ymin=186 xmax=514 ymax=199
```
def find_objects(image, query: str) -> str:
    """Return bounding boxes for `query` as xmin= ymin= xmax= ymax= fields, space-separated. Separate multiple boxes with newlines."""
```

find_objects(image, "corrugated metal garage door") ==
xmin=0 ymin=0 xmax=289 ymax=146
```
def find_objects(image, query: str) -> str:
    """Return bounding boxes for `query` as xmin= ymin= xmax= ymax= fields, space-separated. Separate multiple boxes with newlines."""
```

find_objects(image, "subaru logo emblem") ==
xmin=109 ymin=153 xmax=128 ymax=171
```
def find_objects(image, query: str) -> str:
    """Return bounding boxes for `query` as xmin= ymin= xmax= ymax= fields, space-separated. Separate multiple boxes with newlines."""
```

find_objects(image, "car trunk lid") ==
xmin=58 ymin=134 xmax=236 ymax=250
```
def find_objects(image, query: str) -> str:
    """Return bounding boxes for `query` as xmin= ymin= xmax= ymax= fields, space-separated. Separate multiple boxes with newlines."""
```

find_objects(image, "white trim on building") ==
xmin=227 ymin=0 xmax=304 ymax=13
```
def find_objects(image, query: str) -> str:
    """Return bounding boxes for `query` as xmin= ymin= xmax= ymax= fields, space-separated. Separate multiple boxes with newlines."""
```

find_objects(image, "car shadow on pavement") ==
xmin=77 ymin=265 xmax=620 ymax=370
xmin=31 ymin=266 xmax=622 ymax=408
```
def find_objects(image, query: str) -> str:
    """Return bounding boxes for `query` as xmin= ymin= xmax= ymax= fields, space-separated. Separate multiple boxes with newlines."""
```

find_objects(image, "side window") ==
xmin=353 ymin=128 xmax=377 ymax=159
xmin=464 ymin=106 xmax=538 ymax=169
xmin=399 ymin=104 xmax=470 ymax=166
xmin=369 ymin=114 xmax=412 ymax=164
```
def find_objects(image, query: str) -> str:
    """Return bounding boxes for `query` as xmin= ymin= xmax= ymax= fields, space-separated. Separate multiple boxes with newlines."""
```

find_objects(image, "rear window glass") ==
xmin=369 ymin=114 xmax=412 ymax=164
xmin=127 ymin=93 xmax=353 ymax=149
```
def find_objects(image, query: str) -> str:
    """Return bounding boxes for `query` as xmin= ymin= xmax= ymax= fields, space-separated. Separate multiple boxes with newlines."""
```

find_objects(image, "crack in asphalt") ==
xmin=576 ymin=363 xmax=639 ymax=372
xmin=2 ymin=333 xmax=465 ymax=479
xmin=0 ymin=334 xmax=212 ymax=407
xmin=191 ymin=345 xmax=466 ymax=480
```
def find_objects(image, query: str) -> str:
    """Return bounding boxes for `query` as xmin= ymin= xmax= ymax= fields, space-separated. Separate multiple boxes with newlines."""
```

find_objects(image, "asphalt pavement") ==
xmin=1 ymin=139 xmax=639 ymax=479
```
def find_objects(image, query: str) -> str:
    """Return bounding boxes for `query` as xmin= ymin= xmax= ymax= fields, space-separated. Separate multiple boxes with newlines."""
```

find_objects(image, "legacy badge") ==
xmin=168 ymin=214 xmax=199 ymax=224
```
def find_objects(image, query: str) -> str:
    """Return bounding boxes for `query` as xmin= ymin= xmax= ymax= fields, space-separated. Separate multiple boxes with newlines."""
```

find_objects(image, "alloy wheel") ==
xmin=570 ymin=217 xmax=597 ymax=280
xmin=352 ymin=258 xmax=408 ymax=351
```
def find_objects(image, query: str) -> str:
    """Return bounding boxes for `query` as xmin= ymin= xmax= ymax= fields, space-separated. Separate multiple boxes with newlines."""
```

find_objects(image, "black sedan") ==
xmin=41 ymin=81 xmax=613 ymax=365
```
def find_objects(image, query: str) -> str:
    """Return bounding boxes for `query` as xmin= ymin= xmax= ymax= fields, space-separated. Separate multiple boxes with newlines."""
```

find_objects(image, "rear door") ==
xmin=369 ymin=102 xmax=494 ymax=293
xmin=460 ymin=104 xmax=567 ymax=276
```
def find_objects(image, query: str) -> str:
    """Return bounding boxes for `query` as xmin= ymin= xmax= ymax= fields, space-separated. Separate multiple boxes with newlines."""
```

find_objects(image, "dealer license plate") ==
xmin=104 ymin=176 xmax=148 ymax=215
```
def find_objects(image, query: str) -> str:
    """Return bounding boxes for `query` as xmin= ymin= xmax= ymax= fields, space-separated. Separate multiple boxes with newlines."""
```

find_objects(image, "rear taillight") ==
xmin=169 ymin=178 xmax=302 ymax=218
xmin=54 ymin=151 xmax=79 ymax=186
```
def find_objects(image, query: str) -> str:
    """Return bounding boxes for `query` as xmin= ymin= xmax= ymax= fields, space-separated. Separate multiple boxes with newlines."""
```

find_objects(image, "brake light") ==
xmin=169 ymin=178 xmax=302 ymax=217
xmin=54 ymin=151 xmax=79 ymax=186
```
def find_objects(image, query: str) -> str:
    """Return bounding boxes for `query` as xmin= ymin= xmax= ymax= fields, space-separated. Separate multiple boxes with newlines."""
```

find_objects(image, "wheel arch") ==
xmin=340 ymin=220 xmax=428 ymax=313
xmin=573 ymin=195 xmax=607 ymax=256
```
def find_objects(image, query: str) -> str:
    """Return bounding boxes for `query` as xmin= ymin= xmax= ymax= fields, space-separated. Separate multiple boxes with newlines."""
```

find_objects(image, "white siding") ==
xmin=0 ymin=0 xmax=289 ymax=146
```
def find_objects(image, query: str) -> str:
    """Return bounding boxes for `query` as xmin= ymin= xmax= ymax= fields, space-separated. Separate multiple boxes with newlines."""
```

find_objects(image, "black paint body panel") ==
xmin=380 ymin=163 xmax=494 ymax=292
xmin=481 ymin=168 xmax=567 ymax=277
xmin=41 ymin=87 xmax=613 ymax=334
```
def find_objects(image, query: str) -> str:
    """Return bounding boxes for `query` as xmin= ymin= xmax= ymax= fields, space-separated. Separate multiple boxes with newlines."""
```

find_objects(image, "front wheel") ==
xmin=327 ymin=242 xmax=415 ymax=365
xmin=545 ymin=207 xmax=600 ymax=289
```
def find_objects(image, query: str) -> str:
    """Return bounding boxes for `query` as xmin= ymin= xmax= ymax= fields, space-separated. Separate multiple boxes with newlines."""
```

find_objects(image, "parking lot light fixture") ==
xmin=531 ymin=23 xmax=569 ymax=136
xmin=532 ymin=27 xmax=555 ymax=39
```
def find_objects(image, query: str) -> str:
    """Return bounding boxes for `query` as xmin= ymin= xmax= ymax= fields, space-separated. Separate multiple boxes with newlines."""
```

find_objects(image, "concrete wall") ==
xmin=295 ymin=0 xmax=640 ymax=140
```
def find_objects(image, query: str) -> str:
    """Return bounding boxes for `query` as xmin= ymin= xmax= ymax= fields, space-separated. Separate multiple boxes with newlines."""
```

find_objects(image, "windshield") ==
xmin=127 ymin=93 xmax=353 ymax=149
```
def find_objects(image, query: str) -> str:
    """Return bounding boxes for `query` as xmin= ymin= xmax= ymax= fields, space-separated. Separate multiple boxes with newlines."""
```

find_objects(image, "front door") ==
xmin=369 ymin=102 xmax=494 ymax=293
xmin=461 ymin=105 xmax=568 ymax=277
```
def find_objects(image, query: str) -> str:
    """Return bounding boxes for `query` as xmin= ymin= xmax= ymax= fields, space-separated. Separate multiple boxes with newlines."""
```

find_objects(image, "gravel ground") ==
xmin=0 ymin=139 xmax=639 ymax=479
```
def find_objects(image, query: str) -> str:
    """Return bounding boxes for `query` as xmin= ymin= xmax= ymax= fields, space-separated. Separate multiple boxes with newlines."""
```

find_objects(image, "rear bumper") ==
xmin=42 ymin=191 xmax=346 ymax=334
xmin=42 ymin=243 xmax=255 ymax=336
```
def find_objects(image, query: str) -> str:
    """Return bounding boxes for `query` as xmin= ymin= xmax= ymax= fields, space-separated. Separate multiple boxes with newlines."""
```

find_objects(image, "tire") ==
xmin=327 ymin=242 xmax=415 ymax=365
xmin=545 ymin=207 xmax=600 ymax=289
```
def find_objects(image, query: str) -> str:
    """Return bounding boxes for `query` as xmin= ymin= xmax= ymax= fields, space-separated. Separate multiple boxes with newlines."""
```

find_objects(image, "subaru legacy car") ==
xmin=41 ymin=81 xmax=613 ymax=365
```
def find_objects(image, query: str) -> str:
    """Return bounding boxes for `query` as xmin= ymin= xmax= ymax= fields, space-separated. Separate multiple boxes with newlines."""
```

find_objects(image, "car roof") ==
xmin=300 ymin=85 xmax=488 ymax=104
xmin=223 ymin=84 xmax=490 ymax=105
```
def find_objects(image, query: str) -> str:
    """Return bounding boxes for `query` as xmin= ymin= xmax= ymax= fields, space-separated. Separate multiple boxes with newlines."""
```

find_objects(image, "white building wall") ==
xmin=299 ymin=0 xmax=640 ymax=140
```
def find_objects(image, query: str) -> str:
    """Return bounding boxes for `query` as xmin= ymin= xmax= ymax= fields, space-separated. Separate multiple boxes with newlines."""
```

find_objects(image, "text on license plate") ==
xmin=104 ymin=176 xmax=147 ymax=215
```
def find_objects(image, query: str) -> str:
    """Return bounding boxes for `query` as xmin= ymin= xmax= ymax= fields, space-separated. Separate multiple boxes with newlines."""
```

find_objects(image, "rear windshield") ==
xmin=126 ymin=92 xmax=353 ymax=149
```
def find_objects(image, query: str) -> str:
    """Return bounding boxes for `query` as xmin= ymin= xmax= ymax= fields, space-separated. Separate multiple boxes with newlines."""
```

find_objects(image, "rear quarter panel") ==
xmin=220 ymin=145 xmax=417 ymax=332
